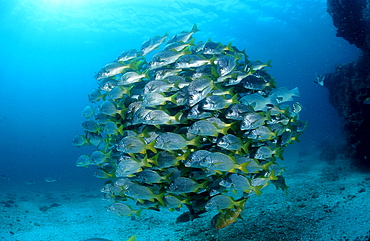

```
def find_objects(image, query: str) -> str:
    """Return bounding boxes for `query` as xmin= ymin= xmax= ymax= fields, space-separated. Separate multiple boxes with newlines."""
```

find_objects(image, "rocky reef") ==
xmin=325 ymin=0 xmax=370 ymax=167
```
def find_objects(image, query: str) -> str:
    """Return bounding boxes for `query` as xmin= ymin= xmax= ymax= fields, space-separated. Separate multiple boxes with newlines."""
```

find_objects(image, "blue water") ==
xmin=0 ymin=0 xmax=360 ymax=215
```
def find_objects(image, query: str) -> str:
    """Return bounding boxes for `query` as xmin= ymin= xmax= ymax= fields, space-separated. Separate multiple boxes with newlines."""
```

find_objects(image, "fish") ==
xmin=107 ymin=85 xmax=133 ymax=100
xmin=82 ymin=106 xmax=94 ymax=118
xmin=217 ymin=70 xmax=248 ymax=86
xmin=205 ymin=195 xmax=247 ymax=211
xmin=150 ymin=47 xmax=191 ymax=69
xmin=270 ymin=87 xmax=300 ymax=103
xmin=202 ymin=41 xmax=233 ymax=55
xmin=245 ymin=59 xmax=272 ymax=72
xmin=219 ymin=173 xmax=254 ymax=193
xmin=164 ymin=38 xmax=196 ymax=52
xmin=175 ymin=54 xmax=214 ymax=69
xmin=107 ymin=202 xmax=142 ymax=217
xmin=314 ymin=74 xmax=325 ymax=86
xmin=98 ymin=78 xmax=117 ymax=92
xmin=239 ymin=93 xmax=278 ymax=111
xmin=240 ymin=112 xmax=268 ymax=130
xmin=142 ymin=110 xmax=182 ymax=125
xmin=150 ymin=151 xmax=182 ymax=168
xmin=168 ymin=177 xmax=207 ymax=194
xmin=142 ymin=80 xmax=178 ymax=95
xmin=187 ymin=77 xmax=214 ymax=106
xmin=242 ymin=75 xmax=272 ymax=91
xmin=247 ymin=126 xmax=276 ymax=140
xmin=72 ymin=134 xmax=90 ymax=147
xmin=217 ymin=134 xmax=246 ymax=151
xmin=99 ymin=100 xmax=125 ymax=118
xmin=118 ymin=70 xmax=149 ymax=86
xmin=164 ymin=195 xmax=190 ymax=209
xmin=211 ymin=201 xmax=246 ymax=230
xmin=91 ymin=150 xmax=111 ymax=165
xmin=254 ymin=146 xmax=283 ymax=160
xmin=76 ymin=155 xmax=91 ymax=167
xmin=217 ymin=55 xmax=236 ymax=76
xmin=154 ymin=133 xmax=201 ymax=150
xmin=188 ymin=120 xmax=228 ymax=136
xmin=142 ymin=92 xmax=179 ymax=107
xmin=201 ymin=94 xmax=238 ymax=110
xmin=81 ymin=120 xmax=100 ymax=133
xmin=183 ymin=150 xmax=211 ymax=168
xmin=141 ymin=33 xmax=169 ymax=56
xmin=95 ymin=60 xmax=140 ymax=81
xmin=86 ymin=132 xmax=104 ymax=146
xmin=116 ymin=155 xmax=151 ymax=177
xmin=88 ymin=89 xmax=104 ymax=103
xmin=117 ymin=136 xmax=157 ymax=154
xmin=132 ymin=169 xmax=168 ymax=184
xmin=292 ymin=102 xmax=303 ymax=113
xmin=102 ymin=121 xmax=123 ymax=135
xmin=154 ymin=68 xmax=182 ymax=80
xmin=123 ymin=183 xmax=165 ymax=205
xmin=187 ymin=104 xmax=213 ymax=119
xmin=116 ymin=49 xmax=142 ymax=62
xmin=226 ymin=103 xmax=254 ymax=120
xmin=167 ymin=23 xmax=199 ymax=44
xmin=201 ymin=152 xmax=249 ymax=173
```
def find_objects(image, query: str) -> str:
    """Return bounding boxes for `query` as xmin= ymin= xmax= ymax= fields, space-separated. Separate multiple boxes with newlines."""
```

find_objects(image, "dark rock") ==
xmin=325 ymin=0 xmax=370 ymax=168
xmin=327 ymin=0 xmax=369 ymax=53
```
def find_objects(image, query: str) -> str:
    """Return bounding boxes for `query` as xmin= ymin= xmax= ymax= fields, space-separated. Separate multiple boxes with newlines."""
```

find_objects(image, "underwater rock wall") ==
xmin=325 ymin=0 xmax=370 ymax=167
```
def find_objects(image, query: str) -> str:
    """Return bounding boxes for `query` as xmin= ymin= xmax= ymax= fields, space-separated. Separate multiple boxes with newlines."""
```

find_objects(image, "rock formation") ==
xmin=325 ymin=0 xmax=370 ymax=167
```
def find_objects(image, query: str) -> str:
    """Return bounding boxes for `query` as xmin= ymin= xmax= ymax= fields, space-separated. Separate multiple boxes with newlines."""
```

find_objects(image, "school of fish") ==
xmin=73 ymin=24 xmax=306 ymax=229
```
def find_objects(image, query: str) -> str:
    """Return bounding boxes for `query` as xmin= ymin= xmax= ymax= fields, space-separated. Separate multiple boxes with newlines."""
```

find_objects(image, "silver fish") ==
xmin=154 ymin=132 xmax=200 ymax=150
xmin=168 ymin=177 xmax=205 ymax=194
xmin=107 ymin=203 xmax=142 ymax=217
xmin=240 ymin=113 xmax=266 ymax=130
xmin=226 ymin=103 xmax=253 ymax=120
xmin=175 ymin=54 xmax=211 ymax=69
xmin=116 ymin=49 xmax=141 ymax=62
xmin=188 ymin=120 xmax=227 ymax=136
xmin=217 ymin=134 xmax=244 ymax=151
xmin=184 ymin=150 xmax=211 ymax=168
xmin=217 ymin=55 xmax=236 ymax=76
xmin=187 ymin=77 xmax=214 ymax=106
xmin=141 ymin=33 xmax=169 ymax=56
xmin=150 ymin=48 xmax=191 ymax=69
xmin=167 ymin=24 xmax=199 ymax=44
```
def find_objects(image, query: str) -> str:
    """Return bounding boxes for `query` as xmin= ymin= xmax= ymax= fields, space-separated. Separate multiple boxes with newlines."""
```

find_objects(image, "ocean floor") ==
xmin=1 ymin=153 xmax=370 ymax=241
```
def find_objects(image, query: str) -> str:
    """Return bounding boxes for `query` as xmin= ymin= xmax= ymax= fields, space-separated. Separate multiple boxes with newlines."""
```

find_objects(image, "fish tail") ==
xmin=266 ymin=59 xmax=272 ymax=67
xmin=156 ymin=192 xmax=165 ymax=206
xmin=187 ymin=38 xmax=196 ymax=46
xmin=291 ymin=87 xmax=300 ymax=97
xmin=146 ymin=140 xmax=158 ymax=154
xmin=225 ymin=42 xmax=234 ymax=52
xmin=182 ymin=46 xmax=192 ymax=56
xmin=238 ymin=161 xmax=250 ymax=174
xmin=274 ymin=147 xmax=284 ymax=160
xmin=290 ymin=133 xmax=301 ymax=143
xmin=134 ymin=209 xmax=143 ymax=218
xmin=253 ymin=186 xmax=263 ymax=196
xmin=191 ymin=23 xmax=200 ymax=33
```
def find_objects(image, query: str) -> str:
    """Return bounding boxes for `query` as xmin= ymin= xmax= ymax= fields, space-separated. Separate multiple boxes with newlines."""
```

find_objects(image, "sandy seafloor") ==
xmin=1 ymin=148 xmax=370 ymax=241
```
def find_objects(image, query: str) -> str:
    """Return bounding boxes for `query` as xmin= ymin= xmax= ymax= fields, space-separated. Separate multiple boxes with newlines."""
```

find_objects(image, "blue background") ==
xmin=0 ymin=0 xmax=360 ymax=185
